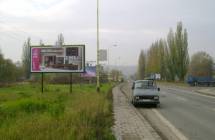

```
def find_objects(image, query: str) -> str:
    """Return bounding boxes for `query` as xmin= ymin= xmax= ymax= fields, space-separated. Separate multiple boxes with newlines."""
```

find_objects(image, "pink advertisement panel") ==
xmin=32 ymin=48 xmax=41 ymax=71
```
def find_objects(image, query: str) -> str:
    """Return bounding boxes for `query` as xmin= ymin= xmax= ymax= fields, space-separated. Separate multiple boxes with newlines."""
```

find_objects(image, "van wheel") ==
xmin=133 ymin=101 xmax=137 ymax=107
xmin=155 ymin=103 xmax=161 ymax=108
xmin=131 ymin=97 xmax=135 ymax=104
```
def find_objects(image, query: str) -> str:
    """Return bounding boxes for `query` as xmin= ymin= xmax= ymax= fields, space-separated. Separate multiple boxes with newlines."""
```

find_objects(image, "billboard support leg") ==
xmin=41 ymin=73 xmax=44 ymax=93
xmin=70 ymin=73 xmax=73 ymax=93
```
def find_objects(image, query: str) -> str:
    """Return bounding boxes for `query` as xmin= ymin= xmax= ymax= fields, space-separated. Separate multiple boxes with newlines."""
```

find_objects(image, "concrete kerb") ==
xmin=112 ymin=85 xmax=162 ymax=140
xmin=120 ymin=83 xmax=190 ymax=140
xmin=195 ymin=90 xmax=215 ymax=97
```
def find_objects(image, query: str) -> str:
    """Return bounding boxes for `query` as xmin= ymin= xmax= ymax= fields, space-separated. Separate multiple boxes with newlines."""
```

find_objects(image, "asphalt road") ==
xmin=155 ymin=86 xmax=215 ymax=140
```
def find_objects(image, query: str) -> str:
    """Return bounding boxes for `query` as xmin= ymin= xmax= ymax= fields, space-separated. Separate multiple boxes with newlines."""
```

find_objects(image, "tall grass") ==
xmin=0 ymin=84 xmax=115 ymax=140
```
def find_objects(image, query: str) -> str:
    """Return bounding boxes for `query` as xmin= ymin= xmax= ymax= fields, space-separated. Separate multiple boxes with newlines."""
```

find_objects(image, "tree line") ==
xmin=0 ymin=50 xmax=23 ymax=85
xmin=137 ymin=22 xmax=214 ymax=81
xmin=0 ymin=34 xmax=65 ymax=85
xmin=21 ymin=34 xmax=114 ymax=84
xmin=0 ymin=33 xmax=119 ymax=85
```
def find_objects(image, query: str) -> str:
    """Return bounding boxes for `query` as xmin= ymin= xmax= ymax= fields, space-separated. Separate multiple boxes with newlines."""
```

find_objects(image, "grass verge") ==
xmin=0 ymin=83 xmax=116 ymax=140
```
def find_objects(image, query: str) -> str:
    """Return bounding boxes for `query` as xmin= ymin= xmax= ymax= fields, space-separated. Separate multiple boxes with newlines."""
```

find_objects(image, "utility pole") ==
xmin=96 ymin=0 xmax=100 ymax=92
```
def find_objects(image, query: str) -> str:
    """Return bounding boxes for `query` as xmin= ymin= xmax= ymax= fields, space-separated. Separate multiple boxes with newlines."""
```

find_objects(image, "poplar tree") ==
xmin=158 ymin=39 xmax=167 ymax=80
xmin=22 ymin=37 xmax=31 ymax=79
xmin=137 ymin=50 xmax=146 ymax=79
xmin=175 ymin=22 xmax=189 ymax=81
xmin=166 ymin=29 xmax=177 ymax=81
xmin=139 ymin=22 xmax=189 ymax=81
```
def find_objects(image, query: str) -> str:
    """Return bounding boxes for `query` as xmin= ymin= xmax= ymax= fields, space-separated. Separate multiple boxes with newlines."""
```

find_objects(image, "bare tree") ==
xmin=56 ymin=33 xmax=64 ymax=47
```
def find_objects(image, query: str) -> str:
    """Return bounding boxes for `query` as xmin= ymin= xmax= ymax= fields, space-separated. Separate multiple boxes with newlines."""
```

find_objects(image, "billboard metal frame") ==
xmin=30 ymin=45 xmax=85 ymax=93
xmin=30 ymin=45 xmax=85 ymax=73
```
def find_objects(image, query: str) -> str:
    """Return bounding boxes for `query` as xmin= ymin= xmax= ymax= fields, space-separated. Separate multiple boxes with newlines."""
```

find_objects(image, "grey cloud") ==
xmin=0 ymin=0 xmax=214 ymax=65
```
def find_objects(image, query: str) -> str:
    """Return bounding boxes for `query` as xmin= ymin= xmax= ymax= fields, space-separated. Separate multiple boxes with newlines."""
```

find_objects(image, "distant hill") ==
xmin=104 ymin=65 xmax=137 ymax=77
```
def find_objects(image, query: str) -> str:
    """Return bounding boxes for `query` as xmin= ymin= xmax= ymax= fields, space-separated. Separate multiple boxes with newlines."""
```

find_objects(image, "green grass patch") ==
xmin=0 ymin=83 xmax=115 ymax=140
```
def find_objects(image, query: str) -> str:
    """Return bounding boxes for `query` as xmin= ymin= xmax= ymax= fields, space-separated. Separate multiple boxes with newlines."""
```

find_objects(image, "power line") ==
xmin=0 ymin=30 xmax=26 ymax=41
xmin=0 ymin=20 xmax=42 ymax=40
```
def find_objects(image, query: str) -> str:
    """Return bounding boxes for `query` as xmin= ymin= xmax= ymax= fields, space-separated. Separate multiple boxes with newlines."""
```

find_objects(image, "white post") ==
xmin=96 ymin=0 xmax=100 ymax=92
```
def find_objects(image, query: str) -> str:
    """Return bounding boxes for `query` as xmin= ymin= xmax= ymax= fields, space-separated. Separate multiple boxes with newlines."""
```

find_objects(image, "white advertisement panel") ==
xmin=31 ymin=45 xmax=85 ymax=73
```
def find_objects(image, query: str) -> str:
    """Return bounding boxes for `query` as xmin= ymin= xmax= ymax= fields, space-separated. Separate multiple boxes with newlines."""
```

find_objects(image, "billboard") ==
xmin=31 ymin=45 xmax=85 ymax=73
xmin=81 ymin=66 xmax=96 ymax=78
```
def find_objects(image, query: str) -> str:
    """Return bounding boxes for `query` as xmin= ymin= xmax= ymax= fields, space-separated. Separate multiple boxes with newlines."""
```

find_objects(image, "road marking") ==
xmin=160 ymin=91 xmax=169 ymax=95
xmin=194 ymin=91 xmax=215 ymax=99
xmin=176 ymin=96 xmax=188 ymax=102
xmin=152 ymin=109 xmax=188 ymax=140
xmin=166 ymin=87 xmax=215 ymax=99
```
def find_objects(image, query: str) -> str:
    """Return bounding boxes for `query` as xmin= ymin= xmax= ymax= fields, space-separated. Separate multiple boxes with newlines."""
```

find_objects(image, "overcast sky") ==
xmin=0 ymin=0 xmax=214 ymax=66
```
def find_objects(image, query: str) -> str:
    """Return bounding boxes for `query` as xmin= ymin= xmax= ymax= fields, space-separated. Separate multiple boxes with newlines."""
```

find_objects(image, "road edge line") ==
xmin=195 ymin=90 xmax=215 ymax=98
xmin=118 ymin=84 xmax=162 ymax=140
xmin=160 ymin=85 xmax=215 ymax=99
xmin=167 ymin=87 xmax=215 ymax=99
xmin=152 ymin=109 xmax=189 ymax=140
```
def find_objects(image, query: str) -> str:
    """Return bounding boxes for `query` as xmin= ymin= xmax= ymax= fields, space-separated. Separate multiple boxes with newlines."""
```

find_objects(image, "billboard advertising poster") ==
xmin=81 ymin=66 xmax=96 ymax=78
xmin=31 ymin=45 xmax=85 ymax=73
